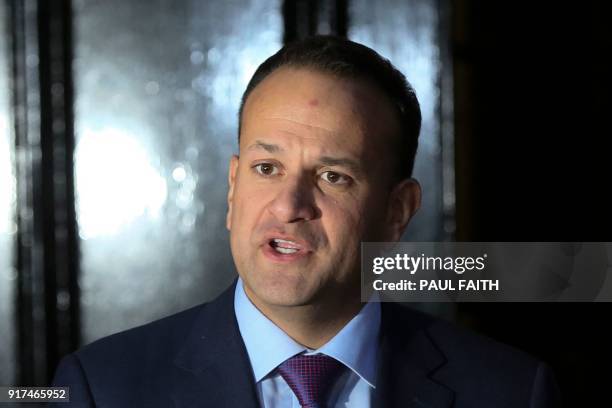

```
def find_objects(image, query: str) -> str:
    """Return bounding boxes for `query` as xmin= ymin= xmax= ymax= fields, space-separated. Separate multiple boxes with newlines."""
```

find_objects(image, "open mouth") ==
xmin=269 ymin=238 xmax=301 ymax=254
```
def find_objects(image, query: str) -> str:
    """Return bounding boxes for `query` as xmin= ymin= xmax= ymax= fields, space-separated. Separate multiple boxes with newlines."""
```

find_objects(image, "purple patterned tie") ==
xmin=277 ymin=353 xmax=345 ymax=408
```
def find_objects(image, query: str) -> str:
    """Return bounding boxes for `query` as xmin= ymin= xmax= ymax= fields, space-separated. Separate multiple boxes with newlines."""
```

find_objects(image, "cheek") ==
xmin=319 ymin=187 xmax=388 ymax=244
xmin=318 ymin=194 xmax=366 ymax=243
xmin=316 ymin=197 xmax=366 ymax=281
xmin=361 ymin=193 xmax=390 ymax=240
xmin=230 ymin=183 xmax=265 ymax=235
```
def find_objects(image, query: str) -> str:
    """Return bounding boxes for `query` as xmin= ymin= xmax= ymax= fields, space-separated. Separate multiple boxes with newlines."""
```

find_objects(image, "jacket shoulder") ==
xmin=386 ymin=303 xmax=541 ymax=369
xmin=65 ymin=300 xmax=211 ymax=401
xmin=385 ymin=304 xmax=558 ymax=406
xmin=76 ymin=301 xmax=206 ymax=364
xmin=426 ymin=315 xmax=559 ymax=406
xmin=52 ymin=281 xmax=241 ymax=407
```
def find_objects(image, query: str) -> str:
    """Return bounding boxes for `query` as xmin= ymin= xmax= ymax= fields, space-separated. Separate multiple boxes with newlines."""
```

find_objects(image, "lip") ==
xmin=260 ymin=232 xmax=314 ymax=263
xmin=261 ymin=232 xmax=314 ymax=252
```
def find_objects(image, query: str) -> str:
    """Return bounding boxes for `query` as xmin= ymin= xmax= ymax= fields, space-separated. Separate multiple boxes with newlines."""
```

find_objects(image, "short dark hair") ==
xmin=238 ymin=35 xmax=421 ymax=181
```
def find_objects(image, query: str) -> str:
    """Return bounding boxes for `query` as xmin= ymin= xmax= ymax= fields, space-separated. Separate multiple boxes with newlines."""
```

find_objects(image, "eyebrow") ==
xmin=246 ymin=140 xmax=283 ymax=153
xmin=319 ymin=156 xmax=363 ymax=175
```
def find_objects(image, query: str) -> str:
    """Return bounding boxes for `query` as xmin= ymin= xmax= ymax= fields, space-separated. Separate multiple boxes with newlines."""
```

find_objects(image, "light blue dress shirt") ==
xmin=234 ymin=278 xmax=381 ymax=408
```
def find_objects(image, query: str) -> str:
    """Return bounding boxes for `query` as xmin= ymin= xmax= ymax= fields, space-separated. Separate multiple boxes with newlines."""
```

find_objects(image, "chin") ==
xmin=263 ymin=293 xmax=313 ymax=308
xmin=247 ymin=274 xmax=319 ymax=308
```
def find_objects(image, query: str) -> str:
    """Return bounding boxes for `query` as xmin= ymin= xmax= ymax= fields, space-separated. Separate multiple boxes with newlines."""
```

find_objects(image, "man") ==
xmin=52 ymin=36 xmax=561 ymax=407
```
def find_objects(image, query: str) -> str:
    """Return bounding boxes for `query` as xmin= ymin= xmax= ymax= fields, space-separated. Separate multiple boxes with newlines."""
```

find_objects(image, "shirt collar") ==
xmin=234 ymin=277 xmax=381 ymax=388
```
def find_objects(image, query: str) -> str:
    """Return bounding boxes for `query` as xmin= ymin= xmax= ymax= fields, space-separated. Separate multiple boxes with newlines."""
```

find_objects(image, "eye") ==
xmin=321 ymin=171 xmax=351 ymax=185
xmin=253 ymin=162 xmax=280 ymax=177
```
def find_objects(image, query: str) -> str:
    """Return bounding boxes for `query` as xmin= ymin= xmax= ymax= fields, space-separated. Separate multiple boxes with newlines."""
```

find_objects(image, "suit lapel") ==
xmin=171 ymin=279 xmax=261 ymax=408
xmin=372 ymin=303 xmax=454 ymax=408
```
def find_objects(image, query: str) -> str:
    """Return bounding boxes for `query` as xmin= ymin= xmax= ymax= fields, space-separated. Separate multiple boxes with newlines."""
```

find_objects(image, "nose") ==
xmin=268 ymin=174 xmax=318 ymax=223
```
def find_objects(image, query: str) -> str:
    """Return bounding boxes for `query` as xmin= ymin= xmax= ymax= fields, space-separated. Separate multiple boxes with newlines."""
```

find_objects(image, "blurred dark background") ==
xmin=0 ymin=0 xmax=610 ymax=406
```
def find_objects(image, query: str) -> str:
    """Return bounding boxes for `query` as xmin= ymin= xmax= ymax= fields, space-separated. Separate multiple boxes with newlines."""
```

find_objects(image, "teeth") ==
xmin=273 ymin=238 xmax=299 ymax=249
xmin=274 ymin=247 xmax=298 ymax=254
xmin=274 ymin=238 xmax=296 ymax=245
xmin=270 ymin=238 xmax=303 ymax=255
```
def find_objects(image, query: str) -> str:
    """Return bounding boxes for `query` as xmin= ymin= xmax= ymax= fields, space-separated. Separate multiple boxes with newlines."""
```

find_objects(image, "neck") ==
xmin=244 ymin=285 xmax=364 ymax=349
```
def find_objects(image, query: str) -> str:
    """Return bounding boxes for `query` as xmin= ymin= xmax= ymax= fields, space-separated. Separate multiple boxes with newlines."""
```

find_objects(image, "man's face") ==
xmin=227 ymin=67 xmax=416 ymax=309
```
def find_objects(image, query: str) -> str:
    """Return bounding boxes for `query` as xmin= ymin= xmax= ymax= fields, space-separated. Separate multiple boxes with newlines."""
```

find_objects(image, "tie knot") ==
xmin=277 ymin=354 xmax=345 ymax=408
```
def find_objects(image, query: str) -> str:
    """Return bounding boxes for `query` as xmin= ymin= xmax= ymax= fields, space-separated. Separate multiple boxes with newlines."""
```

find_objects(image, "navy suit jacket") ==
xmin=51 ymin=280 xmax=561 ymax=407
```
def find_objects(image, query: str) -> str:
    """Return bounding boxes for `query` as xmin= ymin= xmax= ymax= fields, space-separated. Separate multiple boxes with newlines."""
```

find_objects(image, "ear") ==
xmin=226 ymin=155 xmax=240 ymax=231
xmin=386 ymin=178 xmax=421 ymax=241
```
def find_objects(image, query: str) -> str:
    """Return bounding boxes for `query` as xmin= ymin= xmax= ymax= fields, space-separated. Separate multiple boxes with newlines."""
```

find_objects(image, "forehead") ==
xmin=240 ymin=67 xmax=400 ymax=156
